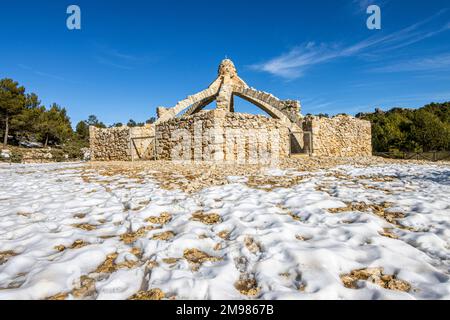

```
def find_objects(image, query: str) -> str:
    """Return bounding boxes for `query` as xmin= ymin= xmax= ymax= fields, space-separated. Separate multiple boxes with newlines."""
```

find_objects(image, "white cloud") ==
xmin=250 ymin=10 xmax=449 ymax=79
xmin=371 ymin=53 xmax=450 ymax=73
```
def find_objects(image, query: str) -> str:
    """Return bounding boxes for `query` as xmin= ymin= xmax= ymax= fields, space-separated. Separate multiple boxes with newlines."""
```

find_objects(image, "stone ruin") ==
xmin=89 ymin=59 xmax=372 ymax=161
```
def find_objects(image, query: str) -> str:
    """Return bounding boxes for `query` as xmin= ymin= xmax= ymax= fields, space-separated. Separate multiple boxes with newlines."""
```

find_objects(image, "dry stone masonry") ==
xmin=155 ymin=109 xmax=289 ymax=162
xmin=303 ymin=115 xmax=372 ymax=157
xmin=89 ymin=125 xmax=154 ymax=161
xmin=89 ymin=59 xmax=372 ymax=161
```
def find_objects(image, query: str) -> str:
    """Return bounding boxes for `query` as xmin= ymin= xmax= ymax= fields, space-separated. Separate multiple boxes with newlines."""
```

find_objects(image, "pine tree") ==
xmin=0 ymin=78 xmax=26 ymax=147
xmin=75 ymin=121 xmax=89 ymax=141
xmin=38 ymin=104 xmax=72 ymax=147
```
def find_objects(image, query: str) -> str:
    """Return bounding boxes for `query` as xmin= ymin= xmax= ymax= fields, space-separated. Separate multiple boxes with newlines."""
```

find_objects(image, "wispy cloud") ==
xmin=93 ymin=44 xmax=140 ymax=70
xmin=371 ymin=53 xmax=450 ymax=73
xmin=94 ymin=55 xmax=134 ymax=70
xmin=250 ymin=10 xmax=449 ymax=79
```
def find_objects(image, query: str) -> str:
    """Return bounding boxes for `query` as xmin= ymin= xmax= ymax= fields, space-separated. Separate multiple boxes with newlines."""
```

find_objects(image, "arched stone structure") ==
xmin=155 ymin=59 xmax=305 ymax=151
xmin=88 ymin=59 xmax=373 ymax=162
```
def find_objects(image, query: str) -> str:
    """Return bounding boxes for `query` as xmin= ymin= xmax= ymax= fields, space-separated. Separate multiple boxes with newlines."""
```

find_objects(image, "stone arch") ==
xmin=154 ymin=59 xmax=305 ymax=151
xmin=155 ymin=78 xmax=222 ymax=124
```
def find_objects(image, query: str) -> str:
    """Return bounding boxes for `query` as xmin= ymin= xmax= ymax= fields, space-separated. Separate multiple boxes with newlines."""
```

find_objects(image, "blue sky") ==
xmin=1 ymin=0 xmax=449 ymax=126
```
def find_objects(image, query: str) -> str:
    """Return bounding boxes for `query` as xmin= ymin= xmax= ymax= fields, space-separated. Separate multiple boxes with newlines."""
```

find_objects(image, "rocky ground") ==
xmin=0 ymin=157 xmax=449 ymax=299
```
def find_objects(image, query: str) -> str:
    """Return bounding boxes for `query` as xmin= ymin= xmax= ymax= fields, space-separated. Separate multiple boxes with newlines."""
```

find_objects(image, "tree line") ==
xmin=0 ymin=78 xmax=155 ymax=155
xmin=356 ymin=102 xmax=450 ymax=152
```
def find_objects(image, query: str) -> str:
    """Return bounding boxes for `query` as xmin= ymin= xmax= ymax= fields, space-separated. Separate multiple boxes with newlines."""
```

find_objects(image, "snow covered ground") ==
xmin=0 ymin=161 xmax=449 ymax=300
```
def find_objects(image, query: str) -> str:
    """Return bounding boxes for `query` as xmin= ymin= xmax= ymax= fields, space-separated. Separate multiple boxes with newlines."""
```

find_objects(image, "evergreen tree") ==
xmin=0 ymin=78 xmax=26 ymax=147
xmin=38 ymin=104 xmax=72 ymax=147
xmin=86 ymin=115 xmax=106 ymax=128
xmin=127 ymin=119 xmax=137 ymax=127
xmin=75 ymin=121 xmax=89 ymax=141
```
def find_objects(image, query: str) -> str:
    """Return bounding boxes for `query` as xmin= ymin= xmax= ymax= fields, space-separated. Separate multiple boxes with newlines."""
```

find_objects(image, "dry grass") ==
xmin=130 ymin=247 xmax=142 ymax=258
xmin=341 ymin=267 xmax=411 ymax=292
xmin=244 ymin=237 xmax=262 ymax=254
xmin=217 ymin=230 xmax=231 ymax=240
xmin=146 ymin=212 xmax=172 ymax=225
xmin=162 ymin=258 xmax=179 ymax=264
xmin=183 ymin=248 xmax=222 ymax=271
xmin=234 ymin=277 xmax=260 ymax=296
xmin=357 ymin=175 xmax=397 ymax=182
xmin=378 ymin=228 xmax=399 ymax=239
xmin=46 ymin=292 xmax=69 ymax=300
xmin=151 ymin=231 xmax=175 ymax=241
xmin=96 ymin=253 xmax=119 ymax=273
xmin=60 ymin=239 xmax=89 ymax=251
xmin=72 ymin=276 xmax=96 ymax=298
xmin=295 ymin=235 xmax=312 ymax=241
xmin=120 ymin=226 xmax=156 ymax=244
xmin=72 ymin=223 xmax=97 ymax=231
xmin=277 ymin=205 xmax=302 ymax=221
xmin=246 ymin=175 xmax=306 ymax=191
xmin=0 ymin=251 xmax=17 ymax=265
xmin=191 ymin=212 xmax=222 ymax=225
xmin=82 ymin=157 xmax=429 ymax=195
xmin=129 ymin=288 xmax=165 ymax=300
xmin=16 ymin=211 xmax=32 ymax=218
xmin=328 ymin=201 xmax=413 ymax=230
xmin=94 ymin=252 xmax=139 ymax=274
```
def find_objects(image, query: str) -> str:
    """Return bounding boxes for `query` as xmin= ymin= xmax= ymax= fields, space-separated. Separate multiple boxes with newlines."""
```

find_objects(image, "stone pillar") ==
xmin=216 ymin=84 xmax=233 ymax=111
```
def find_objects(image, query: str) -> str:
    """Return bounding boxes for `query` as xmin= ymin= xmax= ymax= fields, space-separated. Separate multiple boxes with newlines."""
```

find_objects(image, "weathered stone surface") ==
xmin=155 ymin=110 xmax=289 ymax=162
xmin=89 ymin=125 xmax=155 ymax=161
xmin=303 ymin=115 xmax=372 ymax=157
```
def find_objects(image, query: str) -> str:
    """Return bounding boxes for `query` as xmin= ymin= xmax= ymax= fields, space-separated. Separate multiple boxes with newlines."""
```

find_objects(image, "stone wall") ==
xmin=89 ymin=126 xmax=131 ymax=161
xmin=129 ymin=126 xmax=155 ymax=160
xmin=221 ymin=112 xmax=290 ymax=162
xmin=89 ymin=125 xmax=155 ymax=161
xmin=303 ymin=115 xmax=372 ymax=157
xmin=155 ymin=110 xmax=290 ymax=162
